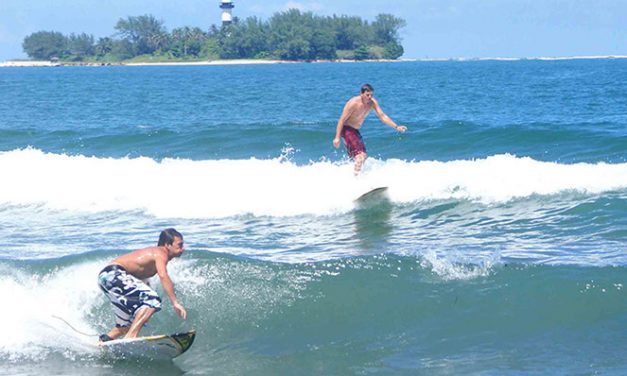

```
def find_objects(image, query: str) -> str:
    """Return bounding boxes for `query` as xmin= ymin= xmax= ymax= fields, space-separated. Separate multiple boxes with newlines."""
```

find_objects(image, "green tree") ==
xmin=170 ymin=27 xmax=207 ymax=57
xmin=310 ymin=28 xmax=336 ymax=60
xmin=383 ymin=41 xmax=404 ymax=59
xmin=353 ymin=45 xmax=370 ymax=60
xmin=283 ymin=38 xmax=310 ymax=60
xmin=219 ymin=17 xmax=269 ymax=58
xmin=188 ymin=28 xmax=208 ymax=56
xmin=150 ymin=32 xmax=170 ymax=54
xmin=371 ymin=14 xmax=406 ymax=46
xmin=199 ymin=37 xmax=220 ymax=59
xmin=94 ymin=37 xmax=114 ymax=58
xmin=21 ymin=10 xmax=406 ymax=62
xmin=333 ymin=15 xmax=370 ymax=50
xmin=67 ymin=33 xmax=95 ymax=60
xmin=268 ymin=9 xmax=326 ymax=60
xmin=115 ymin=14 xmax=167 ymax=56
xmin=22 ymin=31 xmax=67 ymax=60
xmin=110 ymin=39 xmax=135 ymax=60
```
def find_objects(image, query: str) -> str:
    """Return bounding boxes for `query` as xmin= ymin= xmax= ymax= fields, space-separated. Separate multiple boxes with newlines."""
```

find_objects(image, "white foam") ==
xmin=1 ymin=148 xmax=626 ymax=218
xmin=419 ymin=249 xmax=497 ymax=280
xmin=0 ymin=261 xmax=103 ymax=360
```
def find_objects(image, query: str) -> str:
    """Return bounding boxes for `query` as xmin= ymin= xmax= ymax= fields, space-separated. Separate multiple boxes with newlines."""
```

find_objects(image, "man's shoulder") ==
xmin=348 ymin=95 xmax=362 ymax=104
xmin=346 ymin=96 xmax=366 ymax=110
xmin=130 ymin=246 xmax=165 ymax=260
xmin=135 ymin=245 xmax=160 ymax=253
xmin=148 ymin=246 xmax=168 ymax=256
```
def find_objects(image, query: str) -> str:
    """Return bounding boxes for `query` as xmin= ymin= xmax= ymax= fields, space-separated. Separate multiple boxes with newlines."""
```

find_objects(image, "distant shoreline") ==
xmin=2 ymin=55 xmax=627 ymax=68
xmin=0 ymin=58 xmax=402 ymax=68
xmin=0 ymin=59 xmax=294 ymax=68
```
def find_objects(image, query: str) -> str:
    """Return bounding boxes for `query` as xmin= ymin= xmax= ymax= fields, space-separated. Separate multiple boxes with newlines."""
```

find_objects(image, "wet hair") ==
xmin=360 ymin=83 xmax=374 ymax=93
xmin=158 ymin=228 xmax=183 ymax=246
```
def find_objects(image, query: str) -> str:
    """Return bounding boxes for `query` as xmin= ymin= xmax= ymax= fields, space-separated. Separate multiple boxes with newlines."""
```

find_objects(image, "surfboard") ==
xmin=99 ymin=330 xmax=196 ymax=360
xmin=355 ymin=187 xmax=389 ymax=203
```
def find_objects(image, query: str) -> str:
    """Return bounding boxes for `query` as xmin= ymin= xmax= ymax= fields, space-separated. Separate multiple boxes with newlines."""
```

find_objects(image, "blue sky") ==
xmin=1 ymin=0 xmax=625 ymax=61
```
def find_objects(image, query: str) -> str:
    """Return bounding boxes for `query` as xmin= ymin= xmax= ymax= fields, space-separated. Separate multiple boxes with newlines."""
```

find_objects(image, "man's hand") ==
xmin=396 ymin=125 xmax=407 ymax=133
xmin=173 ymin=302 xmax=187 ymax=319
xmin=333 ymin=137 xmax=341 ymax=148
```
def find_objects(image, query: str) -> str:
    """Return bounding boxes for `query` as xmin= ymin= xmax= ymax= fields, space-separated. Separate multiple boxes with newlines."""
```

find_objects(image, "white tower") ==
xmin=220 ymin=0 xmax=234 ymax=26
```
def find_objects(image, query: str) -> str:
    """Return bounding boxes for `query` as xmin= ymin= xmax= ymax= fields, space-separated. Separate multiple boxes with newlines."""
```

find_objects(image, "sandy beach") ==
xmin=0 ymin=60 xmax=62 ymax=67
xmin=125 ymin=59 xmax=294 ymax=66
xmin=2 ymin=56 xmax=627 ymax=68
xmin=0 ymin=59 xmax=297 ymax=68
xmin=0 ymin=58 xmax=410 ymax=68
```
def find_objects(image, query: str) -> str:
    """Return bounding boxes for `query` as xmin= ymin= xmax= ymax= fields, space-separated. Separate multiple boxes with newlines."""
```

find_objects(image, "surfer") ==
xmin=333 ymin=83 xmax=407 ymax=175
xmin=97 ymin=228 xmax=187 ymax=341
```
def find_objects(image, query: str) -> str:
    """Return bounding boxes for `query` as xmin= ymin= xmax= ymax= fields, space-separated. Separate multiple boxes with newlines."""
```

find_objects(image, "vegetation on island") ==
xmin=22 ymin=10 xmax=406 ymax=63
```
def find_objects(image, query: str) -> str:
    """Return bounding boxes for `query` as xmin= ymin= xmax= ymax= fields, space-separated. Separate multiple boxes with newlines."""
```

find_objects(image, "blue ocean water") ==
xmin=0 ymin=59 xmax=626 ymax=375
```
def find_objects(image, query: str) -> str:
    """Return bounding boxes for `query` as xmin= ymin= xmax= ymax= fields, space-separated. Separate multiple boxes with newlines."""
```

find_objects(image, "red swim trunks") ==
xmin=341 ymin=126 xmax=366 ymax=159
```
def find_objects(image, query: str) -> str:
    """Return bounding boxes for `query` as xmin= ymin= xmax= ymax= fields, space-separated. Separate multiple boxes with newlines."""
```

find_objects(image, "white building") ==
xmin=220 ymin=0 xmax=234 ymax=26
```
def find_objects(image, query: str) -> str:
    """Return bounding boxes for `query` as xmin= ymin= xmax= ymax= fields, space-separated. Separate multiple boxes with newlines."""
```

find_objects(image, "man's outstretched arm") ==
xmin=372 ymin=98 xmax=407 ymax=132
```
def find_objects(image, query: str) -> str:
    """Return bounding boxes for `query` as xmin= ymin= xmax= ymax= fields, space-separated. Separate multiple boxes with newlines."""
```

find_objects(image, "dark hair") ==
xmin=360 ymin=83 xmax=374 ymax=93
xmin=158 ymin=228 xmax=183 ymax=246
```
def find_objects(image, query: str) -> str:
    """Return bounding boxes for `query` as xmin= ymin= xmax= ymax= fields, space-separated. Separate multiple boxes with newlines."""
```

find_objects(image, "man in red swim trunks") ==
xmin=333 ymin=83 xmax=407 ymax=175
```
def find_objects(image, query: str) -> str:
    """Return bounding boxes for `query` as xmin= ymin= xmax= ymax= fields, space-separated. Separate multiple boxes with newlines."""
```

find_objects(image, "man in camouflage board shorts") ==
xmin=98 ymin=228 xmax=187 ymax=341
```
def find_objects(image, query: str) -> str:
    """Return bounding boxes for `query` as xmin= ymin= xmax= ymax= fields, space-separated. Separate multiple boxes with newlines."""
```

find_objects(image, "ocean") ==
xmin=0 ymin=59 xmax=626 ymax=375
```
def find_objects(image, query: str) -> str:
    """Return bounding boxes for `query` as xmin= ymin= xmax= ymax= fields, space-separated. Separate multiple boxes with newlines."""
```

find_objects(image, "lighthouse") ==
xmin=220 ymin=0 xmax=234 ymax=26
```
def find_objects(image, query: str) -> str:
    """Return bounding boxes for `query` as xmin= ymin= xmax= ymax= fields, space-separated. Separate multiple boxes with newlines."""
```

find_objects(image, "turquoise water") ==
xmin=1 ymin=59 xmax=626 ymax=375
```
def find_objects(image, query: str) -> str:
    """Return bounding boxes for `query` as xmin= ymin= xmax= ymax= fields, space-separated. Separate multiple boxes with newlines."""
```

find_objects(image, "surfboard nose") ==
xmin=171 ymin=330 xmax=196 ymax=356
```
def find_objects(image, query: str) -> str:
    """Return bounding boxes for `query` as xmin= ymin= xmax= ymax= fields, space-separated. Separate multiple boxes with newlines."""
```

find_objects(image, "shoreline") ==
xmin=2 ymin=55 xmax=627 ymax=68
xmin=125 ymin=59 xmax=296 ymax=66
xmin=0 ymin=58 xmax=403 ymax=68
xmin=0 ymin=59 xmax=294 ymax=68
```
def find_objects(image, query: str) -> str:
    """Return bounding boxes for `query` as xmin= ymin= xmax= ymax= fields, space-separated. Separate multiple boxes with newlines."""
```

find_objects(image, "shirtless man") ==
xmin=333 ymin=83 xmax=407 ymax=175
xmin=97 ymin=228 xmax=187 ymax=341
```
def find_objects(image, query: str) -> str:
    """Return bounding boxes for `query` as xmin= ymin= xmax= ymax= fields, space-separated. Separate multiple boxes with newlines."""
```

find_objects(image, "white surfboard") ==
xmin=99 ymin=330 xmax=196 ymax=360
xmin=355 ymin=187 xmax=389 ymax=203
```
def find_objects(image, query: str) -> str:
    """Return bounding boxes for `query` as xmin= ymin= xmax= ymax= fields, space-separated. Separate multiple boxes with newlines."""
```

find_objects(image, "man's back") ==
xmin=112 ymin=246 xmax=164 ymax=280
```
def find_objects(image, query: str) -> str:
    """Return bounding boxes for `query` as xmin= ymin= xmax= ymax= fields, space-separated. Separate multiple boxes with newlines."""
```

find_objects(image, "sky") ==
xmin=1 ymin=0 xmax=626 ymax=61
